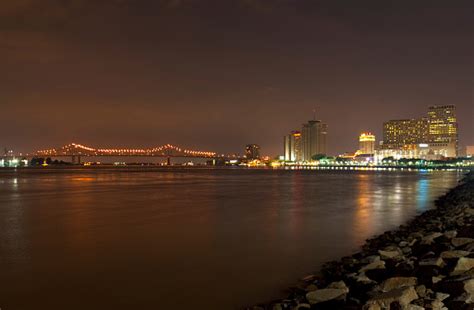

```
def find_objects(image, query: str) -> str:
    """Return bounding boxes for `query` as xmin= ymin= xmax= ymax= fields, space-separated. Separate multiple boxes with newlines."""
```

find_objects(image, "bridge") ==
xmin=32 ymin=143 xmax=239 ymax=164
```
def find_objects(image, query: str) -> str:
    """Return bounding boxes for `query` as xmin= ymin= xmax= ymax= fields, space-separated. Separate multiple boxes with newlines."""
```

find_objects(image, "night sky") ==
xmin=1 ymin=0 xmax=473 ymax=156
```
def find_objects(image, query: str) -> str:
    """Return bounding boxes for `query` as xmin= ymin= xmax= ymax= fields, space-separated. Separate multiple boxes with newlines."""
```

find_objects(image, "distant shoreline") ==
xmin=0 ymin=165 xmax=472 ymax=171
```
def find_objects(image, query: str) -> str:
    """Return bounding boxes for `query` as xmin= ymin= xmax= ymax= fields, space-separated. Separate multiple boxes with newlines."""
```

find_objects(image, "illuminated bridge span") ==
xmin=35 ymin=143 xmax=229 ymax=159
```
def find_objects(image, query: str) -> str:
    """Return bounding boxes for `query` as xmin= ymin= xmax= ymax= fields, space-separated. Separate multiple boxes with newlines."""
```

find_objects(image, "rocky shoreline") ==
xmin=249 ymin=171 xmax=474 ymax=310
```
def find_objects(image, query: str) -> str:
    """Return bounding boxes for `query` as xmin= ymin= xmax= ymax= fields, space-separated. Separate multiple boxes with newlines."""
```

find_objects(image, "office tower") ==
xmin=245 ymin=144 xmax=261 ymax=160
xmin=382 ymin=118 xmax=429 ymax=148
xmin=301 ymin=120 xmax=328 ymax=161
xmin=283 ymin=131 xmax=301 ymax=161
xmin=428 ymin=105 xmax=458 ymax=156
xmin=359 ymin=133 xmax=375 ymax=155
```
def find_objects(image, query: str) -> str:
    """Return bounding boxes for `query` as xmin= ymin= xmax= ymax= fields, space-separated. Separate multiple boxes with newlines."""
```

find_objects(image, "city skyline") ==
xmin=6 ymin=104 xmax=467 ymax=158
xmin=1 ymin=1 xmax=473 ymax=156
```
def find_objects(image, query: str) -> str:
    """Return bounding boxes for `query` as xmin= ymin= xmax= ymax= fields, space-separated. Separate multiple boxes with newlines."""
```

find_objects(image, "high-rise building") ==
xmin=379 ymin=105 xmax=459 ymax=159
xmin=301 ymin=120 xmax=328 ymax=161
xmin=382 ymin=118 xmax=429 ymax=148
xmin=428 ymin=105 xmax=458 ymax=156
xmin=245 ymin=144 xmax=260 ymax=160
xmin=283 ymin=131 xmax=301 ymax=161
xmin=358 ymin=133 xmax=375 ymax=155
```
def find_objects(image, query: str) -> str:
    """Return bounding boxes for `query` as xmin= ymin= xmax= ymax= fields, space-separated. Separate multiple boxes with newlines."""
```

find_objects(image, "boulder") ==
xmin=451 ymin=257 xmax=474 ymax=275
xmin=305 ymin=281 xmax=349 ymax=304
xmin=432 ymin=276 xmax=444 ymax=284
xmin=435 ymin=292 xmax=450 ymax=301
xmin=419 ymin=257 xmax=445 ymax=268
xmin=465 ymin=278 xmax=474 ymax=296
xmin=452 ymin=238 xmax=474 ymax=248
xmin=365 ymin=286 xmax=418 ymax=308
xmin=361 ymin=255 xmax=381 ymax=264
xmin=349 ymin=272 xmax=376 ymax=284
xmin=444 ymin=230 xmax=458 ymax=239
xmin=376 ymin=277 xmax=418 ymax=292
xmin=415 ymin=285 xmax=426 ymax=298
xmin=360 ymin=260 xmax=385 ymax=273
xmin=422 ymin=232 xmax=443 ymax=245
xmin=440 ymin=250 xmax=470 ymax=259
xmin=378 ymin=249 xmax=402 ymax=260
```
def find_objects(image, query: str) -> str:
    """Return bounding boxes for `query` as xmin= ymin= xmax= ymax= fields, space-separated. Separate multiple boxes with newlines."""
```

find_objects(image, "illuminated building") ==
xmin=283 ymin=131 xmax=301 ymax=161
xmin=374 ymin=142 xmax=457 ymax=163
xmin=380 ymin=105 xmax=458 ymax=158
xmin=382 ymin=118 xmax=429 ymax=148
xmin=428 ymin=105 xmax=458 ymax=156
xmin=466 ymin=146 xmax=474 ymax=157
xmin=301 ymin=120 xmax=328 ymax=161
xmin=245 ymin=144 xmax=261 ymax=160
xmin=358 ymin=132 xmax=375 ymax=155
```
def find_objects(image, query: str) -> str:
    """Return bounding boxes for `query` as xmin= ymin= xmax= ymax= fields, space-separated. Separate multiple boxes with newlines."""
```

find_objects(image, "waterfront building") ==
xmin=301 ymin=120 xmax=328 ymax=161
xmin=374 ymin=142 xmax=457 ymax=163
xmin=283 ymin=131 xmax=302 ymax=161
xmin=379 ymin=105 xmax=458 ymax=159
xmin=382 ymin=118 xmax=429 ymax=148
xmin=466 ymin=146 xmax=474 ymax=157
xmin=358 ymin=132 xmax=375 ymax=155
xmin=428 ymin=105 xmax=458 ymax=156
xmin=245 ymin=144 xmax=261 ymax=160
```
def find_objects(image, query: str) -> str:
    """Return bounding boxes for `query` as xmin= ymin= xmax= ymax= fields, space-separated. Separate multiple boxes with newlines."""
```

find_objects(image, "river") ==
xmin=0 ymin=168 xmax=462 ymax=309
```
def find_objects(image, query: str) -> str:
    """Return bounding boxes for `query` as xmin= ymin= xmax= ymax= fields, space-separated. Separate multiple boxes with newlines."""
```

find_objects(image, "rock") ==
xmin=378 ymin=249 xmax=402 ymax=260
xmin=305 ymin=282 xmax=349 ymax=304
xmin=415 ymin=285 xmax=426 ymax=298
xmin=361 ymin=255 xmax=381 ymax=264
xmin=411 ymin=232 xmax=424 ymax=240
xmin=399 ymin=241 xmax=409 ymax=247
xmin=444 ymin=230 xmax=458 ymax=239
xmin=406 ymin=304 xmax=425 ymax=310
xmin=362 ymin=304 xmax=381 ymax=310
xmin=435 ymin=292 xmax=450 ymax=301
xmin=465 ymin=278 xmax=474 ymax=296
xmin=376 ymin=277 xmax=418 ymax=292
xmin=430 ymin=299 xmax=445 ymax=309
xmin=452 ymin=237 xmax=474 ymax=247
xmin=360 ymin=260 xmax=385 ymax=273
xmin=466 ymin=208 xmax=474 ymax=216
xmin=440 ymin=250 xmax=470 ymax=259
xmin=464 ymin=241 xmax=474 ymax=252
xmin=328 ymin=281 xmax=348 ymax=290
xmin=422 ymin=232 xmax=443 ymax=245
xmin=419 ymin=257 xmax=445 ymax=268
xmin=349 ymin=272 xmax=376 ymax=284
xmin=432 ymin=276 xmax=444 ymax=284
xmin=451 ymin=257 xmax=474 ymax=275
xmin=365 ymin=286 xmax=418 ymax=308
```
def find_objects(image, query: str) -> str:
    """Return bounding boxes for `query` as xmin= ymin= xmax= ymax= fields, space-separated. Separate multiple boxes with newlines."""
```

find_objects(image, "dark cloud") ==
xmin=1 ymin=0 xmax=473 ymax=155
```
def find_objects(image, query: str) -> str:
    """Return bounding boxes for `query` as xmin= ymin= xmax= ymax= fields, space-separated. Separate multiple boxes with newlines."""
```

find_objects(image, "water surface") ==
xmin=0 ymin=168 xmax=461 ymax=309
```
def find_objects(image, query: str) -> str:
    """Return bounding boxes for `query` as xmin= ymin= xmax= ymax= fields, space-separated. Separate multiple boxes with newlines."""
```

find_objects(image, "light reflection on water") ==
xmin=0 ymin=168 xmax=462 ymax=309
